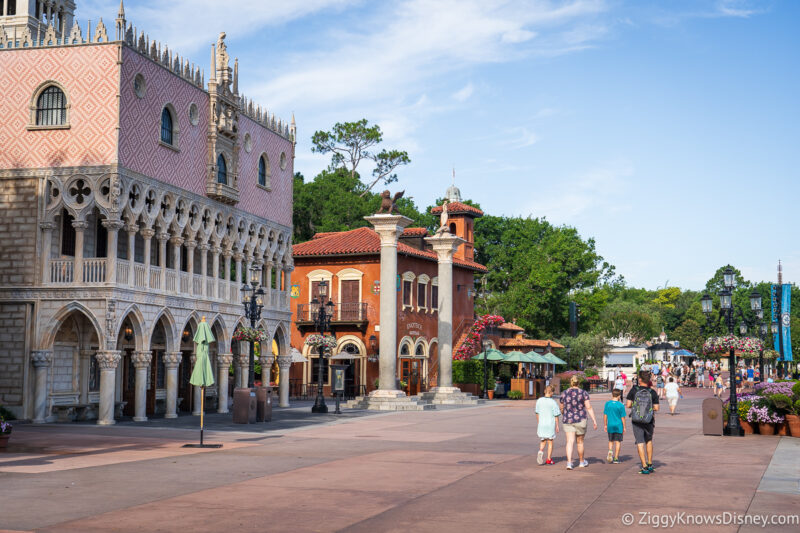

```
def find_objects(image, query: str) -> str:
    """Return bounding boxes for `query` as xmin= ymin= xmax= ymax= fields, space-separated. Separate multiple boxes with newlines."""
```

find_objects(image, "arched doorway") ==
xmin=118 ymin=313 xmax=145 ymax=417
xmin=178 ymin=319 xmax=196 ymax=413
xmin=49 ymin=308 xmax=102 ymax=419
xmin=337 ymin=340 xmax=363 ymax=399
xmin=150 ymin=315 xmax=172 ymax=415
xmin=398 ymin=339 xmax=416 ymax=396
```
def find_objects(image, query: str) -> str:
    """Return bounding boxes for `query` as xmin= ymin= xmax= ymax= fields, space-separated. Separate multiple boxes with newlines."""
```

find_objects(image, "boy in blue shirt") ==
xmin=604 ymin=389 xmax=626 ymax=463
xmin=535 ymin=385 xmax=561 ymax=465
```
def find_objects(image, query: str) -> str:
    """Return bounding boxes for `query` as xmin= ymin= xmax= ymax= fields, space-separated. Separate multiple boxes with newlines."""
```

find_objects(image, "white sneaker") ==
xmin=566 ymin=462 xmax=573 ymax=470
xmin=537 ymin=450 xmax=544 ymax=465
xmin=578 ymin=460 xmax=589 ymax=468
xmin=606 ymin=450 xmax=614 ymax=463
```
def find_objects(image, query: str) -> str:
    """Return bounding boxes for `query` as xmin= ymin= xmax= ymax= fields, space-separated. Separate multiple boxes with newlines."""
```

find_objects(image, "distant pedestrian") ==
xmin=664 ymin=377 xmax=681 ymax=415
xmin=696 ymin=365 xmax=704 ymax=388
xmin=656 ymin=373 xmax=665 ymax=399
xmin=604 ymin=389 xmax=626 ymax=463
xmin=627 ymin=370 xmax=660 ymax=475
xmin=560 ymin=375 xmax=598 ymax=470
xmin=715 ymin=374 xmax=724 ymax=398
xmin=614 ymin=374 xmax=625 ymax=393
xmin=535 ymin=385 xmax=560 ymax=465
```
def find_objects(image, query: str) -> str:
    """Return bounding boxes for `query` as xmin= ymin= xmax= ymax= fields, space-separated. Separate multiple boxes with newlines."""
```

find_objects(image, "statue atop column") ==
xmin=376 ymin=190 xmax=404 ymax=214
xmin=436 ymin=199 xmax=449 ymax=235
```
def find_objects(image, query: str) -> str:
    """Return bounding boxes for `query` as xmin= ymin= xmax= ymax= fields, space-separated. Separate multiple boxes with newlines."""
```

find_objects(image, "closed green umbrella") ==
xmin=184 ymin=317 xmax=220 ymax=448
xmin=472 ymin=348 xmax=506 ymax=361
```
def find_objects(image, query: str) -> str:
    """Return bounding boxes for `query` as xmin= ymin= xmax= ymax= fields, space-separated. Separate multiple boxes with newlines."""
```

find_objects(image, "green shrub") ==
xmin=585 ymin=368 xmax=599 ymax=378
xmin=453 ymin=360 xmax=495 ymax=390
xmin=792 ymin=381 xmax=800 ymax=398
xmin=0 ymin=406 xmax=15 ymax=421
xmin=507 ymin=390 xmax=523 ymax=400
xmin=771 ymin=393 xmax=795 ymax=414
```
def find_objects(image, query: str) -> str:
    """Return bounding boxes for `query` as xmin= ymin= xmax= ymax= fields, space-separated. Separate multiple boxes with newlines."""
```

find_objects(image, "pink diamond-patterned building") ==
xmin=0 ymin=1 xmax=296 ymax=424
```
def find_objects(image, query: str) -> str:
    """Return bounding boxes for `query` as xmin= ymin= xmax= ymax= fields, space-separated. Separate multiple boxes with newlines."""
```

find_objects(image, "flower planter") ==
xmin=0 ymin=433 xmax=10 ymax=448
xmin=758 ymin=422 xmax=776 ymax=436
xmin=740 ymin=419 xmax=756 ymax=434
xmin=785 ymin=414 xmax=800 ymax=437
xmin=776 ymin=421 xmax=789 ymax=436
xmin=487 ymin=390 xmax=495 ymax=400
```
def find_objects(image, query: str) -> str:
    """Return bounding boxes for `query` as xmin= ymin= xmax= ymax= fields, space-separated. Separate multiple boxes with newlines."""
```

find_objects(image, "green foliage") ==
xmin=557 ymin=333 xmax=607 ymax=369
xmin=671 ymin=318 xmax=704 ymax=354
xmin=0 ymin=405 xmax=16 ymax=421
xmin=770 ymin=393 xmax=797 ymax=415
xmin=453 ymin=360 xmax=495 ymax=390
xmin=594 ymin=299 xmax=660 ymax=341
xmin=507 ymin=390 xmax=523 ymax=400
xmin=584 ymin=367 xmax=599 ymax=377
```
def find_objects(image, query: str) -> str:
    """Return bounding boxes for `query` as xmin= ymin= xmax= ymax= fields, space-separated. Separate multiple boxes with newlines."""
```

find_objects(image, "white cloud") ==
xmin=452 ymin=83 xmax=475 ymax=102
xmin=715 ymin=0 xmax=763 ymax=18
xmin=508 ymin=127 xmax=540 ymax=148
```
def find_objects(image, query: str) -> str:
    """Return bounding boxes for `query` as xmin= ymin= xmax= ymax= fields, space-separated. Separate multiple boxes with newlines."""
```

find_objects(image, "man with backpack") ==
xmin=627 ymin=370 xmax=660 ymax=474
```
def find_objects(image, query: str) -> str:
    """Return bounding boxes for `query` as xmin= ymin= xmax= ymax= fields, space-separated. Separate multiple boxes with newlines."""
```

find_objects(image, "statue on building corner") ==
xmin=376 ymin=190 xmax=404 ymax=215
xmin=436 ymin=199 xmax=450 ymax=235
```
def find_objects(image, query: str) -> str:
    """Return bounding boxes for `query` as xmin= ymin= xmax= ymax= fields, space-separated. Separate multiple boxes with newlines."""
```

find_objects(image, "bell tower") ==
xmin=1 ymin=1 xmax=76 ymax=40
xmin=431 ymin=176 xmax=483 ymax=262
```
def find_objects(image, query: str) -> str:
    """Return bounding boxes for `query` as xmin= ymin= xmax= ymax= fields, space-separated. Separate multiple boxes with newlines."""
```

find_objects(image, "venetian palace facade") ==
xmin=0 ymin=1 xmax=295 ymax=424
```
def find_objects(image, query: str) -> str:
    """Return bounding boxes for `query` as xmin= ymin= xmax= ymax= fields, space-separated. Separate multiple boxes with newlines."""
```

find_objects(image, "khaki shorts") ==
xmin=667 ymin=397 xmax=678 ymax=408
xmin=563 ymin=419 xmax=588 ymax=435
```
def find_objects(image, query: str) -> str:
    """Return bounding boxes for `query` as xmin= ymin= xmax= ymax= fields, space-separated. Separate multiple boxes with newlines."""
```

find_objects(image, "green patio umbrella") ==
xmin=472 ymin=348 xmax=506 ymax=361
xmin=184 ymin=317 xmax=221 ymax=448
xmin=541 ymin=351 xmax=568 ymax=365
xmin=502 ymin=350 xmax=536 ymax=363
xmin=524 ymin=351 xmax=550 ymax=364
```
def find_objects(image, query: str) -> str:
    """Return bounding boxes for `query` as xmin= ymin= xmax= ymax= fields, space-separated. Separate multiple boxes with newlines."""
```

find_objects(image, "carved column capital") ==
xmin=132 ymin=351 xmax=153 ymax=368
xmin=40 ymin=222 xmax=56 ymax=231
xmin=276 ymin=355 xmax=292 ymax=370
xmin=102 ymin=219 xmax=125 ymax=232
xmin=125 ymin=223 xmax=140 ymax=234
xmin=31 ymin=350 xmax=53 ymax=367
xmin=212 ymin=246 xmax=223 ymax=255
xmin=185 ymin=240 xmax=198 ymax=251
xmin=169 ymin=235 xmax=185 ymax=247
xmin=236 ymin=354 xmax=249 ymax=368
xmin=222 ymin=248 xmax=233 ymax=258
xmin=164 ymin=351 xmax=183 ymax=368
xmin=95 ymin=350 xmax=122 ymax=370
xmin=157 ymin=231 xmax=170 ymax=242
xmin=217 ymin=353 xmax=234 ymax=367
xmin=233 ymin=252 xmax=244 ymax=262
xmin=198 ymin=243 xmax=210 ymax=252
xmin=140 ymin=227 xmax=156 ymax=239
xmin=72 ymin=220 xmax=89 ymax=231
xmin=259 ymin=354 xmax=275 ymax=370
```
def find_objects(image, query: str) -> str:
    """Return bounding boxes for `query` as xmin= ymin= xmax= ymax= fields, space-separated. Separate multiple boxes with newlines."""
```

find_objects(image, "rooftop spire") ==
xmin=118 ymin=0 xmax=126 ymax=18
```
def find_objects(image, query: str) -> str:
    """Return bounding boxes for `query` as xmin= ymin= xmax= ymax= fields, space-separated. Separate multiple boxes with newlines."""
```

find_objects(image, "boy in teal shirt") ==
xmin=535 ymin=385 xmax=561 ymax=465
xmin=604 ymin=389 xmax=626 ymax=463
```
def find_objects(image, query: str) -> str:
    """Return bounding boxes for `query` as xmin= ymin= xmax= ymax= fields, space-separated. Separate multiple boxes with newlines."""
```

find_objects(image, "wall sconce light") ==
xmin=182 ymin=329 xmax=190 ymax=342
xmin=369 ymin=334 xmax=378 ymax=353
xmin=123 ymin=326 xmax=133 ymax=342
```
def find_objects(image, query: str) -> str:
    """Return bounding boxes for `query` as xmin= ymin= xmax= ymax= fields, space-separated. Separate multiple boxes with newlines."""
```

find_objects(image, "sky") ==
xmin=81 ymin=0 xmax=800 ymax=291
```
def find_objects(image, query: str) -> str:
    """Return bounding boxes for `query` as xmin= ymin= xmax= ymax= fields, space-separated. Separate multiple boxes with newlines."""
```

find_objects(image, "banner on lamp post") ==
xmin=781 ymin=284 xmax=792 ymax=362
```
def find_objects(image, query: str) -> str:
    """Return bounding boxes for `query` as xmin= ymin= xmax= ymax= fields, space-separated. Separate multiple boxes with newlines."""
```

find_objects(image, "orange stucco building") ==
xmin=289 ymin=196 xmax=486 ymax=398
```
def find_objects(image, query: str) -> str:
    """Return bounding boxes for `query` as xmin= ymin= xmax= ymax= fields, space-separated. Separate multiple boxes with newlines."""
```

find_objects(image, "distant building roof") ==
xmin=498 ymin=338 xmax=565 ymax=349
xmin=402 ymin=227 xmax=429 ymax=237
xmin=498 ymin=322 xmax=525 ymax=331
xmin=294 ymin=227 xmax=487 ymax=272
xmin=431 ymin=202 xmax=484 ymax=217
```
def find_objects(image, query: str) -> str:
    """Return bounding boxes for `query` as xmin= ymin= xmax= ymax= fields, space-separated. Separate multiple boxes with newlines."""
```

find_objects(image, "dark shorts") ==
xmin=608 ymin=432 xmax=623 ymax=442
xmin=632 ymin=421 xmax=655 ymax=444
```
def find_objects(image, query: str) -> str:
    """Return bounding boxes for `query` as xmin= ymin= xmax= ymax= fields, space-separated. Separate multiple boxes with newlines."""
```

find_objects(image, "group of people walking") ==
xmin=535 ymin=372 xmax=661 ymax=474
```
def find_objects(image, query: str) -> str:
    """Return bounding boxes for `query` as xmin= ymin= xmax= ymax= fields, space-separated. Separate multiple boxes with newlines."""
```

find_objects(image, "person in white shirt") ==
xmin=664 ymin=377 xmax=681 ymax=415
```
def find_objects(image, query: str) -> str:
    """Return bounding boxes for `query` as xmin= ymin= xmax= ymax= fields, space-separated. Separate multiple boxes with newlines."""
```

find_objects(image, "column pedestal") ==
xmin=132 ymin=351 xmax=152 ymax=421
xmin=95 ymin=351 xmax=121 ymax=425
xmin=164 ymin=352 xmax=181 ymax=418
xmin=31 ymin=350 xmax=53 ymax=424
xmin=277 ymin=356 xmax=291 ymax=407
xmin=216 ymin=353 xmax=233 ymax=413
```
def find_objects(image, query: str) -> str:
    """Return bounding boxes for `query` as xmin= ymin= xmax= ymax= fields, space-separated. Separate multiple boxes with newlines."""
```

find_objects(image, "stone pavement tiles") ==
xmin=0 ymin=389 xmax=798 ymax=532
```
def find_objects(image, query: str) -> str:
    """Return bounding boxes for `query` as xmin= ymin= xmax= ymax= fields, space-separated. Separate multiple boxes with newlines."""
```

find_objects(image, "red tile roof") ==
xmin=498 ymin=338 xmax=565 ymax=349
xmin=295 ymin=227 xmax=487 ymax=272
xmin=431 ymin=202 xmax=484 ymax=217
xmin=402 ymin=227 xmax=429 ymax=236
xmin=498 ymin=322 xmax=524 ymax=331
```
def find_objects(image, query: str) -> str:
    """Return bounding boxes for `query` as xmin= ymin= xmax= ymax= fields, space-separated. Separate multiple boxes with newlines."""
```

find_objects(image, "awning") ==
xmin=606 ymin=353 xmax=635 ymax=365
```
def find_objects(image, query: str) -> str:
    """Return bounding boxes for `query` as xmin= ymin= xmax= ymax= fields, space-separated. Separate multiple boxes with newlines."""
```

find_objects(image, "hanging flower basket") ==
xmin=761 ymin=349 xmax=779 ymax=360
xmin=305 ymin=334 xmax=337 ymax=350
xmin=702 ymin=336 xmax=763 ymax=358
xmin=233 ymin=327 xmax=268 ymax=343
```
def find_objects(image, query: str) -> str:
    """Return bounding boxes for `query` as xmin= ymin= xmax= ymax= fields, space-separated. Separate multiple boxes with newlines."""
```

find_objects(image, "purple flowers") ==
xmin=746 ymin=405 xmax=784 ymax=424
xmin=0 ymin=420 xmax=11 ymax=434
xmin=754 ymin=382 xmax=794 ymax=396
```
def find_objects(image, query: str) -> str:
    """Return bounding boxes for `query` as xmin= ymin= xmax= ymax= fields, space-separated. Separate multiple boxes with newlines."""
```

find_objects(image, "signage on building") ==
xmin=290 ymin=284 xmax=300 ymax=299
xmin=407 ymin=322 xmax=423 ymax=336
xmin=372 ymin=280 xmax=380 ymax=295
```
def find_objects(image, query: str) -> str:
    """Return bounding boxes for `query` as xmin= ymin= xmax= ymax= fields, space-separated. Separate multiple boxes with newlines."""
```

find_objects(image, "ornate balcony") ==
xmin=295 ymin=302 xmax=369 ymax=331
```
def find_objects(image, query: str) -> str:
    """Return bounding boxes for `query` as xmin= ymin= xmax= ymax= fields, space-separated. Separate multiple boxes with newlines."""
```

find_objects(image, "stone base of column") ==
xmin=419 ymin=386 xmax=486 ymax=406
xmin=97 ymin=418 xmax=116 ymax=426
xmin=133 ymin=416 xmax=148 ymax=422
xmin=164 ymin=413 xmax=178 ymax=419
xmin=344 ymin=389 xmax=436 ymax=411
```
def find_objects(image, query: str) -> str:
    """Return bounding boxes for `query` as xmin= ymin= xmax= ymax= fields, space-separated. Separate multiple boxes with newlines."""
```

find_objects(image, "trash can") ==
xmin=256 ymin=386 xmax=273 ymax=422
xmin=233 ymin=387 xmax=257 ymax=424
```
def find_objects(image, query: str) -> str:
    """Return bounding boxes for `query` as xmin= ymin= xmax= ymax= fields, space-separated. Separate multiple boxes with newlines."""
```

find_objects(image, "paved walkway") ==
xmin=1 ymin=389 xmax=798 ymax=532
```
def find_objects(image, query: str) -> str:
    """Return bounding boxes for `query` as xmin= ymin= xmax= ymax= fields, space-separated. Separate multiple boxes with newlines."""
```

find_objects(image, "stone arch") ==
xmin=398 ymin=335 xmax=414 ymax=357
xmin=40 ymin=301 xmax=104 ymax=350
xmin=414 ymin=337 xmax=429 ymax=358
xmin=273 ymin=323 xmax=290 ymax=356
xmin=335 ymin=334 xmax=366 ymax=357
xmin=115 ymin=303 xmax=147 ymax=352
xmin=150 ymin=307 xmax=178 ymax=353
xmin=179 ymin=313 xmax=200 ymax=349
xmin=209 ymin=314 xmax=230 ymax=353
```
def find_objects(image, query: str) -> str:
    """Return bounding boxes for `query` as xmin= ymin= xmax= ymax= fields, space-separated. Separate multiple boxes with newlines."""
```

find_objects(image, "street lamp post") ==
xmin=241 ymin=265 xmax=265 ymax=389
xmin=311 ymin=280 xmax=335 ymax=414
xmin=701 ymin=267 xmax=761 ymax=437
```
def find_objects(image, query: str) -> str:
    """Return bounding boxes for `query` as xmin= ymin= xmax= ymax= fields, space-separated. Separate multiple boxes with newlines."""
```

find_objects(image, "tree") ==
xmin=557 ymin=333 xmax=607 ymax=369
xmin=594 ymin=299 xmax=660 ymax=342
xmin=311 ymin=119 xmax=410 ymax=196
xmin=671 ymin=318 xmax=704 ymax=354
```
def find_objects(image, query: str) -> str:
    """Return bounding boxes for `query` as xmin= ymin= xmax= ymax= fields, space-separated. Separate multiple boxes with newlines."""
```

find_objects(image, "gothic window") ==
xmin=400 ymin=343 xmax=411 ymax=356
xmin=7 ymin=0 xmax=16 ymax=17
xmin=258 ymin=155 xmax=270 ymax=188
xmin=36 ymin=85 xmax=67 ymax=126
xmin=160 ymin=107 xmax=174 ymax=145
xmin=403 ymin=280 xmax=412 ymax=307
xmin=96 ymin=218 xmax=107 ymax=258
xmin=417 ymin=282 xmax=426 ymax=312
xmin=60 ymin=209 xmax=75 ymax=256
xmin=431 ymin=284 xmax=439 ymax=311
xmin=415 ymin=343 xmax=425 ymax=356
xmin=217 ymin=153 xmax=228 ymax=185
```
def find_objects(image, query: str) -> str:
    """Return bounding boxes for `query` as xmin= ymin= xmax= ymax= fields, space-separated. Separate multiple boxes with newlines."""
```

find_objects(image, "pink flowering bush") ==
xmin=453 ymin=314 xmax=505 ymax=361
xmin=702 ymin=336 xmax=763 ymax=357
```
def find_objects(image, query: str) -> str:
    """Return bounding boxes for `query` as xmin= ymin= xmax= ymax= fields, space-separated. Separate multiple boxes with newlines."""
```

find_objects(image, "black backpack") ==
xmin=631 ymin=386 xmax=654 ymax=424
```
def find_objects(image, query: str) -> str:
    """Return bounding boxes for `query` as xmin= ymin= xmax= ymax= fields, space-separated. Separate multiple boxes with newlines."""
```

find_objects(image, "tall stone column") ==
xmin=236 ymin=352 xmax=249 ymax=389
xmin=79 ymin=349 xmax=93 ymax=404
xmin=186 ymin=240 xmax=197 ymax=292
xmin=170 ymin=236 xmax=184 ymax=291
xmin=31 ymin=350 xmax=53 ymax=424
xmin=125 ymin=223 xmax=138 ymax=286
xmin=141 ymin=227 xmax=154 ymax=286
xmin=72 ymin=220 xmax=88 ymax=285
xmin=216 ymin=353 xmax=233 ymax=413
xmin=277 ymin=355 xmax=292 ymax=407
xmin=132 ymin=351 xmax=152 ymax=422
xmin=260 ymin=353 xmax=274 ymax=386
xmin=365 ymin=214 xmax=412 ymax=394
xmin=425 ymin=232 xmax=464 ymax=390
xmin=199 ymin=243 xmax=209 ymax=297
xmin=222 ymin=249 xmax=232 ymax=298
xmin=157 ymin=231 xmax=169 ymax=290
xmin=103 ymin=219 xmax=124 ymax=283
xmin=95 ymin=350 xmax=121 ymax=425
xmin=264 ymin=260 xmax=274 ymax=306
xmin=40 ymin=222 xmax=55 ymax=284
xmin=164 ymin=351 xmax=182 ymax=418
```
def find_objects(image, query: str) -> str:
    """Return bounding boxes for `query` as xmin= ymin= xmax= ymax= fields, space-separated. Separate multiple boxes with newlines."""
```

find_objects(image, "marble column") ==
xmin=125 ymin=223 xmax=138 ymax=286
xmin=190 ymin=354 xmax=202 ymax=415
xmin=103 ymin=219 xmax=124 ymax=283
xmin=264 ymin=260 xmax=273 ymax=306
xmin=31 ymin=350 xmax=53 ymax=424
xmin=157 ymin=231 xmax=169 ymax=290
xmin=72 ymin=220 xmax=88 ymax=285
xmin=132 ymin=351 xmax=152 ymax=422
xmin=95 ymin=350 xmax=121 ymax=425
xmin=199 ymin=243 xmax=209 ymax=297
xmin=40 ymin=222 xmax=55 ymax=284
xmin=277 ymin=355 xmax=292 ymax=407
xmin=216 ymin=353 xmax=233 ymax=413
xmin=79 ymin=349 xmax=93 ymax=404
xmin=170 ymin=235 xmax=184 ymax=292
xmin=425 ymin=232 xmax=464 ymax=390
xmin=164 ymin=351 xmax=182 ymax=418
xmin=234 ymin=252 xmax=244 ymax=303
xmin=141 ymin=227 xmax=155 ymax=287
xmin=186 ymin=240 xmax=197 ymax=294
xmin=236 ymin=352 xmax=249 ymax=389
xmin=260 ymin=353 xmax=274 ymax=386
xmin=222 ymin=250 xmax=232 ymax=299
xmin=212 ymin=246 xmax=222 ymax=298
xmin=365 ymin=214 xmax=412 ymax=393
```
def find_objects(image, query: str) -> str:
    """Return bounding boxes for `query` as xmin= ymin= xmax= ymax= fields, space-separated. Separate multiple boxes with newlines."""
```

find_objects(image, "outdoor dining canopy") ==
xmin=472 ymin=348 xmax=506 ymax=361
